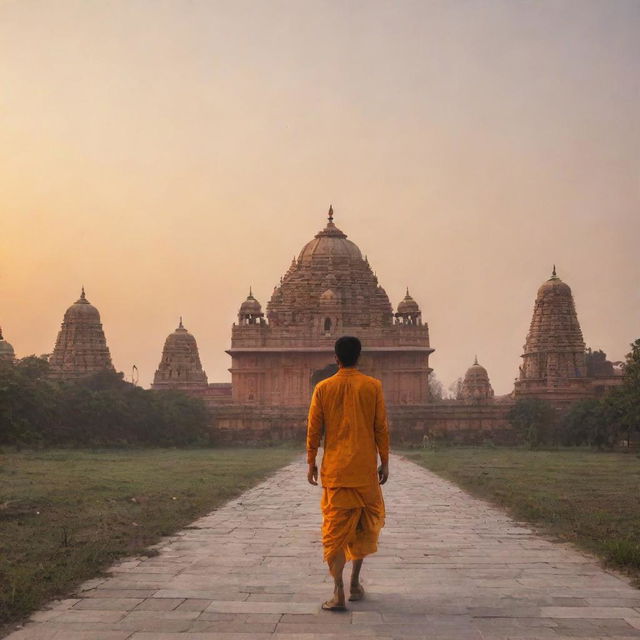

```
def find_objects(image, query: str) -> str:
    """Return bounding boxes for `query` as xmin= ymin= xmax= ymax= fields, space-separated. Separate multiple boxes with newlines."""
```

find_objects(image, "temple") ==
xmin=460 ymin=357 xmax=494 ymax=404
xmin=514 ymin=267 xmax=592 ymax=405
xmin=152 ymin=318 xmax=208 ymax=390
xmin=0 ymin=327 xmax=15 ymax=362
xmin=49 ymin=288 xmax=115 ymax=380
xmin=227 ymin=207 xmax=433 ymax=406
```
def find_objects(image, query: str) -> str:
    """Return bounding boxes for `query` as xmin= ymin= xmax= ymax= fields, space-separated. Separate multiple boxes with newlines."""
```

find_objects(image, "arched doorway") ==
xmin=310 ymin=363 xmax=339 ymax=388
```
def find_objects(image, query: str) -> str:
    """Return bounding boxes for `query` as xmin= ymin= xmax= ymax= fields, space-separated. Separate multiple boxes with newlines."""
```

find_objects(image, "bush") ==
xmin=508 ymin=398 xmax=556 ymax=448
xmin=0 ymin=358 xmax=210 ymax=447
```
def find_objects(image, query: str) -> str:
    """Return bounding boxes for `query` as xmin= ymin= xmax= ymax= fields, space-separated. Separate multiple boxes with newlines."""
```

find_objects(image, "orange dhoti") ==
xmin=321 ymin=483 xmax=385 ymax=563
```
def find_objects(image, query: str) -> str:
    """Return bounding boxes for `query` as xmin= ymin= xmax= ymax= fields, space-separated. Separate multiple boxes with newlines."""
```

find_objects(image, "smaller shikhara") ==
xmin=49 ymin=287 xmax=114 ymax=380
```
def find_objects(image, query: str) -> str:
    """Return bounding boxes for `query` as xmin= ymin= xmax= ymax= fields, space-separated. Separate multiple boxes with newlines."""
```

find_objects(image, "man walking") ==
xmin=306 ymin=336 xmax=390 ymax=611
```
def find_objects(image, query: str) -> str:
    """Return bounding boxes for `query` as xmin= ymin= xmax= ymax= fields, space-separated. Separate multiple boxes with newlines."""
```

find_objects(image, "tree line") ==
xmin=0 ymin=357 xmax=210 ymax=447
xmin=509 ymin=339 xmax=640 ymax=448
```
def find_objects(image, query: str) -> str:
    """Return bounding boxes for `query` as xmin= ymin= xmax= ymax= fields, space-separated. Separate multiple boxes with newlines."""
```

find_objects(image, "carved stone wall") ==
xmin=208 ymin=401 xmax=515 ymax=445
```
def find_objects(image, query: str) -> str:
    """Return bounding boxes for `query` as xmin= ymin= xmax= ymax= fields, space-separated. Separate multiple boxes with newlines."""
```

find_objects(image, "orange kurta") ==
xmin=306 ymin=367 xmax=390 ymax=562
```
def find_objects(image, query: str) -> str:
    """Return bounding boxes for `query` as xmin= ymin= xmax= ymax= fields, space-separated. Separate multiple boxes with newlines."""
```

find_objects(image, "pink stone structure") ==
xmin=460 ymin=357 xmax=495 ymax=404
xmin=0 ymin=326 xmax=16 ymax=362
xmin=514 ymin=267 xmax=592 ymax=405
xmin=152 ymin=318 xmax=208 ymax=391
xmin=227 ymin=207 xmax=434 ymax=407
xmin=49 ymin=288 xmax=115 ymax=380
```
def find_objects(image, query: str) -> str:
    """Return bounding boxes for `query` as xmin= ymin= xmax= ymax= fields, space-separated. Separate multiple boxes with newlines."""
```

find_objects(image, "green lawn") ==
xmin=404 ymin=447 xmax=640 ymax=584
xmin=0 ymin=447 xmax=299 ymax=630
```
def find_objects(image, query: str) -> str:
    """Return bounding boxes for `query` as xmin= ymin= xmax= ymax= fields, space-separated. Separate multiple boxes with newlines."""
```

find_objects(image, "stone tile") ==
xmin=51 ymin=633 xmax=133 ymax=640
xmin=133 ymin=598 xmax=184 ymax=611
xmin=174 ymin=598 xmax=214 ymax=612
xmin=72 ymin=598 xmax=144 ymax=610
xmin=541 ymin=606 xmax=639 ymax=619
xmin=82 ymin=589 xmax=157 ymax=599
xmin=189 ymin=621 xmax=278 ymax=633
xmin=204 ymin=600 xmax=319 ymax=614
xmin=47 ymin=610 xmax=127 ymax=623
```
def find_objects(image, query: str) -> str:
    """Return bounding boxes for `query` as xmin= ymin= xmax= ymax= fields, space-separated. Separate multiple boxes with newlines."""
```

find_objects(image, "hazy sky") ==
xmin=1 ymin=0 xmax=639 ymax=393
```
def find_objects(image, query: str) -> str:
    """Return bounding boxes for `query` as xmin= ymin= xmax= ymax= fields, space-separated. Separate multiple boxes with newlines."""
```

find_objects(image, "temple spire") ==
xmin=552 ymin=264 xmax=557 ymax=278
xmin=249 ymin=286 xmax=253 ymax=298
xmin=0 ymin=326 xmax=3 ymax=340
xmin=328 ymin=204 xmax=334 ymax=223
xmin=179 ymin=316 xmax=184 ymax=329
xmin=474 ymin=354 xmax=478 ymax=365
xmin=80 ymin=286 xmax=86 ymax=300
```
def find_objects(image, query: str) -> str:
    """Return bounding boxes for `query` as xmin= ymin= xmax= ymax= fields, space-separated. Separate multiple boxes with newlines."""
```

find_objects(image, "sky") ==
xmin=1 ymin=0 xmax=639 ymax=394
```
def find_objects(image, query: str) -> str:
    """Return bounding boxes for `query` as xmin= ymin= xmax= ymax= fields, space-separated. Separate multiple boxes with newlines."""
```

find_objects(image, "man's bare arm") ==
xmin=306 ymin=386 xmax=323 ymax=486
xmin=374 ymin=381 xmax=390 ymax=484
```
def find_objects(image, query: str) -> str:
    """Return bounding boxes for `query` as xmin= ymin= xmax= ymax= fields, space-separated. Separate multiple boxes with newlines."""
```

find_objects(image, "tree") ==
xmin=0 ymin=358 xmax=210 ymax=447
xmin=508 ymin=398 xmax=556 ymax=448
xmin=448 ymin=377 xmax=464 ymax=401
xmin=560 ymin=398 xmax=616 ymax=449
xmin=586 ymin=348 xmax=614 ymax=377
xmin=559 ymin=339 xmax=640 ymax=450
xmin=617 ymin=339 xmax=640 ymax=442
xmin=428 ymin=372 xmax=445 ymax=402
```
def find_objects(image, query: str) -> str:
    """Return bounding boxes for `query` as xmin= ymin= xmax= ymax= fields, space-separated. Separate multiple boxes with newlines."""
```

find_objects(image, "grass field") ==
xmin=0 ymin=447 xmax=299 ymax=630
xmin=404 ymin=447 xmax=640 ymax=584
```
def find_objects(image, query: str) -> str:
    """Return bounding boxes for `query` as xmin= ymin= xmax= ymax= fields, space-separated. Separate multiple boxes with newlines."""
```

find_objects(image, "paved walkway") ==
xmin=8 ymin=454 xmax=640 ymax=640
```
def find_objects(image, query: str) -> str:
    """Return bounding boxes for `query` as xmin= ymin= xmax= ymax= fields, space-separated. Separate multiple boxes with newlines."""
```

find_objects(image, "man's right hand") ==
xmin=307 ymin=463 xmax=318 ymax=486
xmin=378 ymin=462 xmax=389 ymax=485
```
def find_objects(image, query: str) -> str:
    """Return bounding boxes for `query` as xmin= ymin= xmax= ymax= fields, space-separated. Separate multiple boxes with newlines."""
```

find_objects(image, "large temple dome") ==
xmin=64 ymin=288 xmax=101 ymax=321
xmin=266 ymin=206 xmax=393 ymax=328
xmin=297 ymin=207 xmax=362 ymax=264
xmin=537 ymin=266 xmax=572 ymax=297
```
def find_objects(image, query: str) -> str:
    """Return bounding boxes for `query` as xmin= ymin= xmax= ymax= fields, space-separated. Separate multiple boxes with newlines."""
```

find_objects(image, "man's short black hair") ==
xmin=335 ymin=336 xmax=362 ymax=367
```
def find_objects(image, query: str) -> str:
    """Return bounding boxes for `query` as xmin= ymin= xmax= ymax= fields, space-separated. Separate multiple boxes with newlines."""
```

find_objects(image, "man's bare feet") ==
xmin=322 ymin=585 xmax=346 ymax=611
xmin=349 ymin=582 xmax=365 ymax=601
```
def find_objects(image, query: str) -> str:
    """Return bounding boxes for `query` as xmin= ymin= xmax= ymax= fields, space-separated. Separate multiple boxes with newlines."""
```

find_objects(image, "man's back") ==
xmin=307 ymin=367 xmax=389 ymax=488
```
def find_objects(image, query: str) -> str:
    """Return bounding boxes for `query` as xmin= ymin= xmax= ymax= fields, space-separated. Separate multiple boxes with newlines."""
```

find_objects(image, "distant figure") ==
xmin=306 ymin=336 xmax=390 ymax=611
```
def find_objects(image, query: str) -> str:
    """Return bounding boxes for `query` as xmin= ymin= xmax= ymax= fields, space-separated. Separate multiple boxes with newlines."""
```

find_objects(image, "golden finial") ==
xmin=179 ymin=316 xmax=184 ymax=329
xmin=474 ymin=355 xmax=478 ymax=365
xmin=328 ymin=204 xmax=334 ymax=223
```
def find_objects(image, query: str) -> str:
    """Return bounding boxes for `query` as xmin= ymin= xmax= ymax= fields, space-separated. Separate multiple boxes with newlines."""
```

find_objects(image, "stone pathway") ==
xmin=7 ymin=454 xmax=640 ymax=640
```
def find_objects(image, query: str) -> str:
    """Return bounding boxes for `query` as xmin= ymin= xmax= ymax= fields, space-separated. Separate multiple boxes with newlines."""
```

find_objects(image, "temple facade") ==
xmin=49 ymin=288 xmax=115 ymax=380
xmin=228 ymin=207 xmax=434 ymax=407
xmin=0 ymin=327 xmax=15 ymax=363
xmin=152 ymin=318 xmax=208 ymax=390
xmin=460 ymin=357 xmax=495 ymax=404
xmin=514 ymin=267 xmax=592 ymax=404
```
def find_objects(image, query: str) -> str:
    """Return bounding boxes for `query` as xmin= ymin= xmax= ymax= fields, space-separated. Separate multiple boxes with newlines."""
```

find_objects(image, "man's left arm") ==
xmin=374 ymin=381 xmax=390 ymax=484
xmin=306 ymin=385 xmax=323 ymax=485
